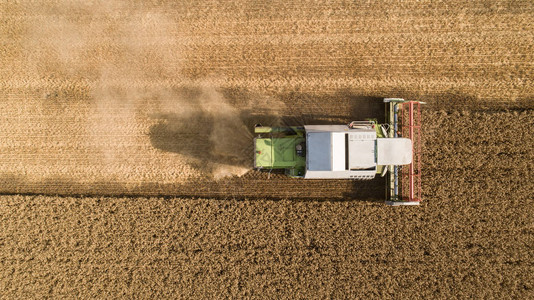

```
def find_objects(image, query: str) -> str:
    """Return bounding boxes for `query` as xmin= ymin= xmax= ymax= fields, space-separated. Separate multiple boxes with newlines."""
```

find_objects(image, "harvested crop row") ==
xmin=0 ymin=103 xmax=531 ymax=200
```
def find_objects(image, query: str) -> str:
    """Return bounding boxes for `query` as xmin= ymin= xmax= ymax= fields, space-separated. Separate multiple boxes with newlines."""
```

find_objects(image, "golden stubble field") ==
xmin=0 ymin=0 xmax=533 ymax=298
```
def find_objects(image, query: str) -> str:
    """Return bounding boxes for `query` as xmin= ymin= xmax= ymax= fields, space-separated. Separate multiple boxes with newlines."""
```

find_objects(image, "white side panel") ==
xmin=304 ymin=125 xmax=349 ymax=132
xmin=331 ymin=133 xmax=346 ymax=171
xmin=304 ymin=169 xmax=376 ymax=179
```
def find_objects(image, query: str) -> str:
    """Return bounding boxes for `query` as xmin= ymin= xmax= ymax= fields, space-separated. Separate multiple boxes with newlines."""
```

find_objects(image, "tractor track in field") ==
xmin=0 ymin=103 xmax=531 ymax=201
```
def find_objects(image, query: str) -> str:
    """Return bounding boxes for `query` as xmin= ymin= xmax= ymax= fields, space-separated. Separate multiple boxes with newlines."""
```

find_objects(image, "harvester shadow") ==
xmin=148 ymin=87 xmax=387 ymax=201
xmin=341 ymin=177 xmax=386 ymax=203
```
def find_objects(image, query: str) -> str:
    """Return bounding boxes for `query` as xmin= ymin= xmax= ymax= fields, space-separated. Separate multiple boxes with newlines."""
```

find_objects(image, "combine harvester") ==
xmin=254 ymin=98 xmax=424 ymax=205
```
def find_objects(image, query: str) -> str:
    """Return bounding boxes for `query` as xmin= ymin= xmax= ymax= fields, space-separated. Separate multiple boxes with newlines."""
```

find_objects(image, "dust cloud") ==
xmin=148 ymin=82 xmax=285 ymax=179
xmin=13 ymin=0 xmax=286 ymax=180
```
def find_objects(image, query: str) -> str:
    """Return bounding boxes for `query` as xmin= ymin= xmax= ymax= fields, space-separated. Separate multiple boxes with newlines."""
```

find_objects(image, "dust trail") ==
xmin=148 ymin=81 xmax=285 ymax=179
xmin=195 ymin=84 xmax=255 ymax=178
xmin=3 ymin=0 xmax=286 ymax=186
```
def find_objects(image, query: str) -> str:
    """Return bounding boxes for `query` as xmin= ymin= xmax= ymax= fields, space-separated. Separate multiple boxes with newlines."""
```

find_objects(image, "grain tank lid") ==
xmin=306 ymin=132 xmax=332 ymax=171
xmin=376 ymin=138 xmax=413 ymax=165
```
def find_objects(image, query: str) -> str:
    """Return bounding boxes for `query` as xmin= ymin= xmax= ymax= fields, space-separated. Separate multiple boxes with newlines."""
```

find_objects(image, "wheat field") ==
xmin=0 ymin=0 xmax=533 ymax=298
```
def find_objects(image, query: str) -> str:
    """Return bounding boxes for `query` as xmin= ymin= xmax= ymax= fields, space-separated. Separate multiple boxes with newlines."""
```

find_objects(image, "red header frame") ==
xmin=397 ymin=101 xmax=422 ymax=202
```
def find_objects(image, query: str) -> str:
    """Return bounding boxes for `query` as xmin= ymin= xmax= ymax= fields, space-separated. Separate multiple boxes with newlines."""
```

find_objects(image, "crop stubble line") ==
xmin=3 ymin=82 xmax=523 ymax=98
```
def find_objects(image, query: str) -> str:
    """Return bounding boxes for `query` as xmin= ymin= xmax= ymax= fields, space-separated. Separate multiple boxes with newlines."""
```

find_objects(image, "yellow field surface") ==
xmin=0 ymin=0 xmax=533 ymax=297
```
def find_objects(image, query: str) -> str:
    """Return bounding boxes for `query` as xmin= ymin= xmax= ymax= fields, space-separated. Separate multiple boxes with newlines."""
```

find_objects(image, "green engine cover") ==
xmin=254 ymin=137 xmax=306 ymax=170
